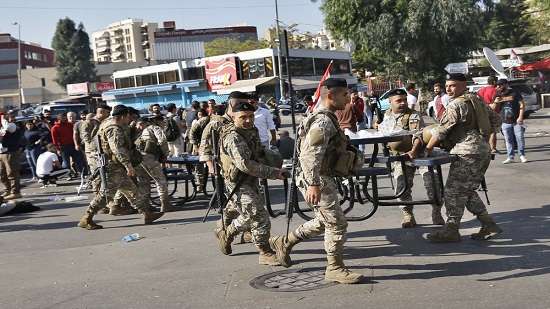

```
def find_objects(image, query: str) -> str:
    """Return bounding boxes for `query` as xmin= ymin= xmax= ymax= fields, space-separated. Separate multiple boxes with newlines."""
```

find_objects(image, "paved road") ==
xmin=1 ymin=110 xmax=549 ymax=309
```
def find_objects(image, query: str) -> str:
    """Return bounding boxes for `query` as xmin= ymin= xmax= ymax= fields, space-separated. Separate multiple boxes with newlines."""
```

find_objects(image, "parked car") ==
xmin=280 ymin=102 xmax=307 ymax=115
xmin=33 ymin=103 xmax=88 ymax=116
xmin=467 ymin=79 xmax=539 ymax=118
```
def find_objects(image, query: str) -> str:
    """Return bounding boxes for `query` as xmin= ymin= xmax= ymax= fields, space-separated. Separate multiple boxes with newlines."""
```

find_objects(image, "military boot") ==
xmin=269 ymin=232 xmax=302 ymax=268
xmin=109 ymin=207 xmax=137 ymax=216
xmin=401 ymin=208 xmax=417 ymax=228
xmin=240 ymin=230 xmax=253 ymax=243
xmin=426 ymin=218 xmax=462 ymax=243
xmin=325 ymin=254 xmax=364 ymax=284
xmin=77 ymin=213 xmax=103 ymax=230
xmin=160 ymin=197 xmax=180 ymax=213
xmin=141 ymin=208 xmax=164 ymax=224
xmin=471 ymin=214 xmax=503 ymax=240
xmin=214 ymin=225 xmax=238 ymax=255
xmin=431 ymin=206 xmax=445 ymax=225
xmin=258 ymin=244 xmax=282 ymax=266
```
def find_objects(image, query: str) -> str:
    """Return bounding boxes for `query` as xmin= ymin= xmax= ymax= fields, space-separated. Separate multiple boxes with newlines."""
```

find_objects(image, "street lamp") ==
xmin=274 ymin=0 xmax=285 ymax=101
xmin=11 ymin=22 xmax=21 ymax=115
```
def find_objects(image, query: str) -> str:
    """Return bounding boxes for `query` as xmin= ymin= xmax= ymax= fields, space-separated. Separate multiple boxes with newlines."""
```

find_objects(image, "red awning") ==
xmin=517 ymin=58 xmax=550 ymax=71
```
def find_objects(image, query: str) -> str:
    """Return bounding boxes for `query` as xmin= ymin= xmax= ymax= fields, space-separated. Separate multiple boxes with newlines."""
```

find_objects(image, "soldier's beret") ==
xmin=232 ymin=101 xmax=255 ymax=112
xmin=228 ymin=91 xmax=250 ymax=100
xmin=111 ymin=105 xmax=129 ymax=116
xmin=97 ymin=104 xmax=112 ymax=111
xmin=127 ymin=106 xmax=139 ymax=114
xmin=445 ymin=73 xmax=467 ymax=82
xmin=321 ymin=78 xmax=347 ymax=88
xmin=387 ymin=88 xmax=407 ymax=98
xmin=496 ymin=78 xmax=508 ymax=85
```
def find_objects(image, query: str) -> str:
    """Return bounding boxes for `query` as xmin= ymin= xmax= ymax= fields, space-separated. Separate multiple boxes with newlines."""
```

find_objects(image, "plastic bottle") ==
xmin=122 ymin=233 xmax=141 ymax=242
xmin=65 ymin=195 xmax=89 ymax=202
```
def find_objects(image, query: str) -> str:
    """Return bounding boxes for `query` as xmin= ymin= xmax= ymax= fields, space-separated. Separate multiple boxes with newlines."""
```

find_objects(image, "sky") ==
xmin=0 ymin=0 xmax=325 ymax=49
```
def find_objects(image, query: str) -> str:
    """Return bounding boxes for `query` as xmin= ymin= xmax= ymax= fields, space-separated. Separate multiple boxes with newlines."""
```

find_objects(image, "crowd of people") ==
xmin=2 ymin=73 xmax=524 ymax=284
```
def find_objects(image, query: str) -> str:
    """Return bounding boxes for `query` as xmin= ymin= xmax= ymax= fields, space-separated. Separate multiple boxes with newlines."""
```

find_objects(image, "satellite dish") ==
xmin=483 ymin=47 xmax=508 ymax=78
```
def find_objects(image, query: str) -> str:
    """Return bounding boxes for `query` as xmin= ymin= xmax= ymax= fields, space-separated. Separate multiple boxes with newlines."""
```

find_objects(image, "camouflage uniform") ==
xmin=378 ymin=109 xmax=441 ymax=225
xmin=218 ymin=123 xmax=279 ymax=248
xmin=84 ymin=118 xmax=148 ymax=214
xmin=427 ymin=93 xmax=503 ymax=242
xmin=137 ymin=125 xmax=170 ymax=205
xmin=294 ymin=105 xmax=349 ymax=257
xmin=189 ymin=116 xmax=210 ymax=191
xmin=81 ymin=117 xmax=102 ymax=193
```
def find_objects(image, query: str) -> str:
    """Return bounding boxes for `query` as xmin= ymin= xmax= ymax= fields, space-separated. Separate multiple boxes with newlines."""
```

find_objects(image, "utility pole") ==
xmin=274 ymin=0 xmax=285 ymax=102
xmin=11 ymin=22 xmax=22 ymax=115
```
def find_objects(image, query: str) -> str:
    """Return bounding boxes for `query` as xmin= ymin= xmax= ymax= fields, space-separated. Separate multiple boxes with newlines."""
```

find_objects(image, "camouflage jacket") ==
xmin=220 ymin=123 xmax=279 ymax=182
xmin=199 ymin=114 xmax=232 ymax=162
xmin=297 ymin=105 xmax=340 ymax=186
xmin=139 ymin=125 xmax=169 ymax=157
xmin=97 ymin=118 xmax=133 ymax=169
xmin=430 ymin=94 xmax=502 ymax=155
xmin=81 ymin=117 xmax=102 ymax=154
xmin=189 ymin=116 xmax=210 ymax=146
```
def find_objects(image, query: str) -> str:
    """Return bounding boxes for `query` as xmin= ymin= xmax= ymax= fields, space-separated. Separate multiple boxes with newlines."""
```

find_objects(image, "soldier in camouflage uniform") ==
xmin=77 ymin=105 xmax=164 ymax=230
xmin=214 ymin=101 xmax=287 ymax=266
xmin=136 ymin=115 xmax=178 ymax=212
xmin=424 ymin=73 xmax=502 ymax=242
xmin=375 ymin=88 xmax=444 ymax=228
xmin=200 ymin=92 xmax=253 ymax=243
xmin=269 ymin=78 xmax=364 ymax=284
xmin=189 ymin=109 xmax=210 ymax=193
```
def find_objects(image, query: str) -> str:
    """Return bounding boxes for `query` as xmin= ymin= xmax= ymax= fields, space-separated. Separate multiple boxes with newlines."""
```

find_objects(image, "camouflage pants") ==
xmin=296 ymin=176 xmax=348 ymax=256
xmin=140 ymin=154 xmax=169 ymax=200
xmin=111 ymin=165 xmax=151 ymax=209
xmin=393 ymin=162 xmax=439 ymax=210
xmin=85 ymin=153 xmax=101 ymax=194
xmin=226 ymin=182 xmax=271 ymax=246
xmin=444 ymin=153 xmax=491 ymax=220
xmin=86 ymin=164 xmax=148 ymax=214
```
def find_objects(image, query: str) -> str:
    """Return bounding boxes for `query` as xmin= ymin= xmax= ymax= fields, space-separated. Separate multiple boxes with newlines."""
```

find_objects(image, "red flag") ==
xmin=311 ymin=60 xmax=333 ymax=111
xmin=539 ymin=71 xmax=546 ymax=84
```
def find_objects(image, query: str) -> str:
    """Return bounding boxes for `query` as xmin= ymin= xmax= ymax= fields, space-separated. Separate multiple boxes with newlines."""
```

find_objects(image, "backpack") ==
xmin=164 ymin=115 xmax=180 ymax=142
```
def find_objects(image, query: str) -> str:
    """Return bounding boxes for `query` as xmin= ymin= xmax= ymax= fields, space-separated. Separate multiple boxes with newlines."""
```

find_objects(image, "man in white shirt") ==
xmin=36 ymin=143 xmax=70 ymax=186
xmin=430 ymin=83 xmax=451 ymax=122
xmin=406 ymin=83 xmax=417 ymax=110
xmin=248 ymin=93 xmax=277 ymax=148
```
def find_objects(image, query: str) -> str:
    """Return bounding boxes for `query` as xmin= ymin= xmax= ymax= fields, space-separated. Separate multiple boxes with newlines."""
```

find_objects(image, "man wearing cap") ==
xmin=269 ymin=78 xmax=364 ymax=284
xmin=214 ymin=101 xmax=287 ymax=265
xmin=275 ymin=130 xmax=295 ymax=159
xmin=0 ymin=111 xmax=22 ymax=199
xmin=494 ymin=78 xmax=527 ymax=164
xmin=200 ymin=91 xmax=255 ymax=242
xmin=375 ymin=88 xmax=444 ymax=228
xmin=423 ymin=73 xmax=502 ymax=243
xmin=77 ymin=105 xmax=164 ymax=230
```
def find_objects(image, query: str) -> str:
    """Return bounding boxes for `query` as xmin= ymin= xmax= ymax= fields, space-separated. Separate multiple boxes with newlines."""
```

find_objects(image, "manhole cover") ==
xmin=250 ymin=268 xmax=337 ymax=292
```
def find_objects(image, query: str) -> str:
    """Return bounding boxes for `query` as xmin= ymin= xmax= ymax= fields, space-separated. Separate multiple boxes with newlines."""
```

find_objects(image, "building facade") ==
xmin=91 ymin=18 xmax=158 ymax=63
xmin=0 ymin=33 xmax=54 ymax=111
xmin=154 ymin=21 xmax=257 ymax=44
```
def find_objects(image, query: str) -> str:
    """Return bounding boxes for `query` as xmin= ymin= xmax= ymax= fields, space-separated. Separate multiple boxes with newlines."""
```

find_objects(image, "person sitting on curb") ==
xmin=36 ymin=143 xmax=71 ymax=186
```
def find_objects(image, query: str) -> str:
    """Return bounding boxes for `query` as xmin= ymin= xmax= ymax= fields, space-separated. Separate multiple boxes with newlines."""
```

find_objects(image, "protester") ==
xmin=35 ymin=143 xmax=70 ymax=186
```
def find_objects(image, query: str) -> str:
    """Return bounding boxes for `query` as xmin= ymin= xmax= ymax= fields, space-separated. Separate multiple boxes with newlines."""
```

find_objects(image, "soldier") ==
xmin=200 ymin=92 xmax=253 ymax=242
xmin=135 ymin=115 xmax=178 ymax=212
xmin=77 ymin=105 xmax=164 ymax=230
xmin=214 ymin=101 xmax=287 ymax=265
xmin=189 ymin=108 xmax=210 ymax=193
xmin=374 ymin=88 xmax=444 ymax=228
xmin=423 ymin=73 xmax=502 ymax=242
xmin=269 ymin=78 xmax=364 ymax=284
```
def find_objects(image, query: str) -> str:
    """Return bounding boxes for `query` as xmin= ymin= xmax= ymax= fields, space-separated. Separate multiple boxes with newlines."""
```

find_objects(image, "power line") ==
xmin=0 ymin=4 xmax=316 ymax=11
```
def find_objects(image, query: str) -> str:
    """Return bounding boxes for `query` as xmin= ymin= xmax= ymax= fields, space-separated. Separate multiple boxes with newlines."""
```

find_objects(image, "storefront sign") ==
xmin=205 ymin=57 xmax=237 ymax=91
xmin=67 ymin=83 xmax=89 ymax=95
xmin=90 ymin=82 xmax=115 ymax=93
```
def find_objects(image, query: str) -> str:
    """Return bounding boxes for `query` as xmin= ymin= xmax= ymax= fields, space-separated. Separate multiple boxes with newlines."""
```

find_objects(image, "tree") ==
xmin=204 ymin=38 xmax=269 ymax=57
xmin=484 ymin=0 xmax=534 ymax=50
xmin=52 ymin=18 xmax=96 ymax=88
xmin=525 ymin=0 xmax=550 ymax=45
xmin=312 ymin=0 xmax=485 ymax=86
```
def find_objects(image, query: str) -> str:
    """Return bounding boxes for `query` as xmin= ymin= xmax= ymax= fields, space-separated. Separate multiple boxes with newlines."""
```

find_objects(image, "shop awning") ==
xmin=215 ymin=77 xmax=278 ymax=95
xmin=103 ymin=81 xmax=202 ymax=97
xmin=517 ymin=57 xmax=550 ymax=71
xmin=291 ymin=78 xmax=321 ymax=90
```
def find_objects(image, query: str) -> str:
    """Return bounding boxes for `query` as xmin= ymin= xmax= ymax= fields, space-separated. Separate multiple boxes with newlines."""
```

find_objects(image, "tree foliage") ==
xmin=204 ymin=38 xmax=269 ymax=57
xmin=484 ymin=0 xmax=534 ymax=50
xmin=52 ymin=18 xmax=96 ymax=88
xmin=313 ymin=0 xmax=485 ymax=86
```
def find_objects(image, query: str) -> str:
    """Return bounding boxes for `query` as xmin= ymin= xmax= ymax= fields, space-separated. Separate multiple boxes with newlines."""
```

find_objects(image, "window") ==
xmin=163 ymin=70 xmax=179 ymax=83
xmin=128 ymin=52 xmax=133 ymax=60
xmin=184 ymin=67 xmax=204 ymax=80
xmin=126 ymin=36 xmax=131 ymax=43
xmin=281 ymin=57 xmax=314 ymax=76
xmin=124 ymin=29 xmax=130 ymax=35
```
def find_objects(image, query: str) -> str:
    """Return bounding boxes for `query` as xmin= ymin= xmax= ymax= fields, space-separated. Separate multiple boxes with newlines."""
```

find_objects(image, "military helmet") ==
xmin=262 ymin=148 xmax=283 ymax=169
xmin=422 ymin=124 xmax=438 ymax=145
xmin=387 ymin=135 xmax=413 ymax=153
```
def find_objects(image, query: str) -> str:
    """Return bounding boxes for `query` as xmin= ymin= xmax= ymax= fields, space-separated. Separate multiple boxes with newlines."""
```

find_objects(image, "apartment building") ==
xmin=91 ymin=18 xmax=158 ymax=63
